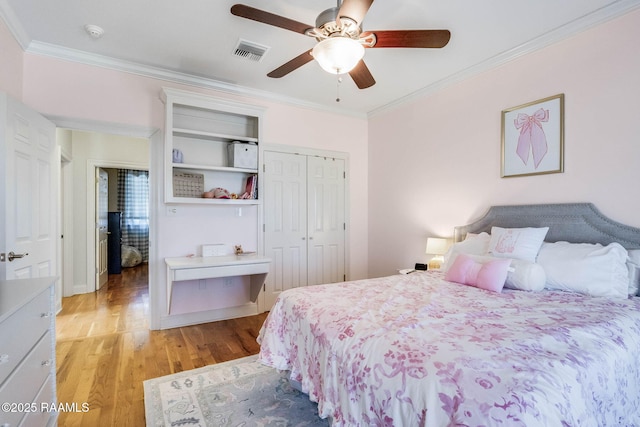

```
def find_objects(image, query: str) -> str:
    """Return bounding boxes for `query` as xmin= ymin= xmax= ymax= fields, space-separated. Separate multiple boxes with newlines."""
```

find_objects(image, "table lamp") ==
xmin=426 ymin=237 xmax=449 ymax=270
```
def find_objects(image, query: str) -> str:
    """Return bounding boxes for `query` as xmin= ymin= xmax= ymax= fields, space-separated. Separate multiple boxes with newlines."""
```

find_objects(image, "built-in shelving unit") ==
xmin=162 ymin=88 xmax=264 ymax=204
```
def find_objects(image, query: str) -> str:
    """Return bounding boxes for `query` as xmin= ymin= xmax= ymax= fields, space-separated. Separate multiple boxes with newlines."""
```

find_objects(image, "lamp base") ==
xmin=428 ymin=256 xmax=444 ymax=270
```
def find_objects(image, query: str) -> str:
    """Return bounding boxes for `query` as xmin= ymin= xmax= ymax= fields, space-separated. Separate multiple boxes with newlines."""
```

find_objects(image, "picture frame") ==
xmin=501 ymin=94 xmax=564 ymax=178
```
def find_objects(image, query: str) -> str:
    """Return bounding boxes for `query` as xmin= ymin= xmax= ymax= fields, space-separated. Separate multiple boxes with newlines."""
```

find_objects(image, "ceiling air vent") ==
xmin=233 ymin=39 xmax=270 ymax=62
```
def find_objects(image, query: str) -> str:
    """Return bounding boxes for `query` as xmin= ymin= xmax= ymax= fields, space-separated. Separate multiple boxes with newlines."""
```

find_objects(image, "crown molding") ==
xmin=45 ymin=115 xmax=157 ymax=139
xmin=368 ymin=0 xmax=640 ymax=118
xmin=3 ymin=0 xmax=638 ymax=119
xmin=24 ymin=41 xmax=367 ymax=120
xmin=0 ymin=0 xmax=30 ymax=49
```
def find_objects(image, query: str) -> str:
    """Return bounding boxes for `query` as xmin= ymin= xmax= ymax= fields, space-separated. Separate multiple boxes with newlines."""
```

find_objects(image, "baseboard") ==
xmin=159 ymin=303 xmax=259 ymax=330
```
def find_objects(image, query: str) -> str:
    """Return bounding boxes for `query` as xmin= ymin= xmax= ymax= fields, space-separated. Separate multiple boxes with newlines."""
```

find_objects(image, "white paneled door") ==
xmin=0 ymin=93 xmax=57 ymax=280
xmin=263 ymin=150 xmax=346 ymax=309
xmin=307 ymin=156 xmax=346 ymax=286
xmin=96 ymin=168 xmax=108 ymax=289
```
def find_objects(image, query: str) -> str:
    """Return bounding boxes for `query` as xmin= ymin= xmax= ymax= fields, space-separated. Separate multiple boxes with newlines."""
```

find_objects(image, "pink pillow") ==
xmin=444 ymin=254 xmax=511 ymax=293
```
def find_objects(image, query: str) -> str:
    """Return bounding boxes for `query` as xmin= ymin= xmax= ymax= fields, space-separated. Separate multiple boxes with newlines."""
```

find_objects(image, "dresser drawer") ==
xmin=0 ymin=288 xmax=51 ymax=382
xmin=19 ymin=374 xmax=55 ymax=427
xmin=0 ymin=331 xmax=53 ymax=427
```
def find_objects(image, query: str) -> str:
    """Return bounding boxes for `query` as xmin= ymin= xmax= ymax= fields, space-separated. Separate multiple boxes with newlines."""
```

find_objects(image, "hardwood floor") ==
xmin=55 ymin=264 xmax=269 ymax=426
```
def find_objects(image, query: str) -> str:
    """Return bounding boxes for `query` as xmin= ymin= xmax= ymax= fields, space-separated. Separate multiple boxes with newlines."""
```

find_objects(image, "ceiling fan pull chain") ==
xmin=336 ymin=73 xmax=343 ymax=102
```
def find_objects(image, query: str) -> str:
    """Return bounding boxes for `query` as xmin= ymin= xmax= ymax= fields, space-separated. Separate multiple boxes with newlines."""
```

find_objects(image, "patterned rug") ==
xmin=143 ymin=355 xmax=330 ymax=426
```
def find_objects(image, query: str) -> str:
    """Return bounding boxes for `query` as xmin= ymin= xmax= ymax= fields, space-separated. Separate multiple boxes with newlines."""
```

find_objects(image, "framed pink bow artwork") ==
xmin=501 ymin=94 xmax=564 ymax=178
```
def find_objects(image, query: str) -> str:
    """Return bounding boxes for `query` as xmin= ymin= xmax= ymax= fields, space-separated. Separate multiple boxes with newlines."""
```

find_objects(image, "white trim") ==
xmin=261 ymin=143 xmax=349 ymax=161
xmin=147 ymin=130 xmax=162 ymax=329
xmin=4 ymin=0 xmax=639 ymax=117
xmin=85 ymin=159 xmax=149 ymax=294
xmin=3 ymin=0 xmax=639 ymax=117
xmin=0 ymin=0 xmax=30 ymax=50
xmin=47 ymin=115 xmax=156 ymax=139
xmin=60 ymin=152 xmax=74 ymax=300
xmin=25 ymin=41 xmax=366 ymax=119
xmin=159 ymin=303 xmax=259 ymax=330
xmin=261 ymin=143 xmax=351 ymax=283
xmin=368 ymin=0 xmax=640 ymax=117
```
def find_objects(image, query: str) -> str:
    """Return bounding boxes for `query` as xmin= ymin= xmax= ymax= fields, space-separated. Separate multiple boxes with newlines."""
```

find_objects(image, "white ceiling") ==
xmin=2 ymin=0 xmax=639 ymax=115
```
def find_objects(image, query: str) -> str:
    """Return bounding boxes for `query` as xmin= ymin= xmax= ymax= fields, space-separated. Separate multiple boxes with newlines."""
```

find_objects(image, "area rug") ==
xmin=143 ymin=355 xmax=330 ymax=426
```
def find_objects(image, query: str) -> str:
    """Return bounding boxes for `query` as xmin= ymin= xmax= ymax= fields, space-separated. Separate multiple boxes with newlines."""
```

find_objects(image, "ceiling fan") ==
xmin=231 ymin=0 xmax=451 ymax=89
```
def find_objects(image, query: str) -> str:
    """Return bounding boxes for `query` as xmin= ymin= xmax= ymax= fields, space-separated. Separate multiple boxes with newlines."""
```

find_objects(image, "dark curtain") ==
xmin=117 ymin=169 xmax=149 ymax=262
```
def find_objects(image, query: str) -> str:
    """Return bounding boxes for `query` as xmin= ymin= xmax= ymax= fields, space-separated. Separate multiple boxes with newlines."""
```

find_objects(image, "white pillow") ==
xmin=443 ymin=232 xmax=490 ymax=271
xmin=488 ymin=227 xmax=549 ymax=262
xmin=504 ymin=259 xmax=546 ymax=292
xmin=537 ymin=241 xmax=629 ymax=298
xmin=627 ymin=249 xmax=640 ymax=296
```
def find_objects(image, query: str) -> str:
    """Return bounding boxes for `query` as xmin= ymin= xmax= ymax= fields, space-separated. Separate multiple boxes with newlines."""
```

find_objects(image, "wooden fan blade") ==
xmin=365 ymin=29 xmax=451 ymax=48
xmin=231 ymin=4 xmax=312 ymax=35
xmin=337 ymin=0 xmax=374 ymax=26
xmin=349 ymin=60 xmax=376 ymax=89
xmin=267 ymin=50 xmax=314 ymax=78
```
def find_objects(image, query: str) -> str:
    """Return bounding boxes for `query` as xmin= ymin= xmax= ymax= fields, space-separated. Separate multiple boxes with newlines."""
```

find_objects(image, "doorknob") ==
xmin=5 ymin=251 xmax=29 ymax=262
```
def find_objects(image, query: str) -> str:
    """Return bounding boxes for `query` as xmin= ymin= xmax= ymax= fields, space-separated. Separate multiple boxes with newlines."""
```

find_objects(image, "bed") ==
xmin=257 ymin=203 xmax=640 ymax=426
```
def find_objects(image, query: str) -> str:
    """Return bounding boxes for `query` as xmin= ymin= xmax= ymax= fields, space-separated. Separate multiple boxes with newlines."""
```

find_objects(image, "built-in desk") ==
xmin=165 ymin=255 xmax=270 ymax=314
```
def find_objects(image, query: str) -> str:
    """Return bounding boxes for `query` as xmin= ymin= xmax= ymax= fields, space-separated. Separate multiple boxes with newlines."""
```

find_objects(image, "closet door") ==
xmin=263 ymin=151 xmax=308 ymax=308
xmin=264 ymin=150 xmax=347 ymax=309
xmin=307 ymin=156 xmax=346 ymax=286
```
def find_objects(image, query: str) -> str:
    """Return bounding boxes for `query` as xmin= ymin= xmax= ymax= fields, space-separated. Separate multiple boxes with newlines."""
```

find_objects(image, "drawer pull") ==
xmin=40 ymin=312 xmax=52 ymax=318
xmin=41 ymin=359 xmax=52 ymax=367
xmin=0 ymin=354 xmax=8 ymax=365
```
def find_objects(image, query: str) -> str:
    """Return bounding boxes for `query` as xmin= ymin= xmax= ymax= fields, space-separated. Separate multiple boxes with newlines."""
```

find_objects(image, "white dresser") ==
xmin=0 ymin=278 xmax=57 ymax=427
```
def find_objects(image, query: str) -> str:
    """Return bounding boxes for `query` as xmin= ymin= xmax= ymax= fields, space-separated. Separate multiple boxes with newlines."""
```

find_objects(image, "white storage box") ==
xmin=227 ymin=141 xmax=258 ymax=170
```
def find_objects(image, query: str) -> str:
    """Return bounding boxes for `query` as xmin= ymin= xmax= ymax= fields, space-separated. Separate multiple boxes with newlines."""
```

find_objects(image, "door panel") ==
xmin=1 ymin=94 xmax=57 ymax=280
xmin=263 ymin=151 xmax=308 ymax=308
xmin=96 ymin=168 xmax=108 ymax=289
xmin=263 ymin=151 xmax=348 ymax=309
xmin=307 ymin=156 xmax=346 ymax=286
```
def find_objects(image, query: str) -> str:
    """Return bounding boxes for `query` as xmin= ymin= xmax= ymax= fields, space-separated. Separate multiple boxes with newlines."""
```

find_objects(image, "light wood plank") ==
xmin=56 ymin=264 xmax=268 ymax=426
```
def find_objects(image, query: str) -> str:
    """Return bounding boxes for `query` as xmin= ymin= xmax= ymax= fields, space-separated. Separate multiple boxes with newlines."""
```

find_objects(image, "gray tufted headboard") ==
xmin=454 ymin=203 xmax=640 ymax=250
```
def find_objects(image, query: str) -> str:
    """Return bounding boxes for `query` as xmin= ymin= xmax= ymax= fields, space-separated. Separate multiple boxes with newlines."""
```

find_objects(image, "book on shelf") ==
xmin=241 ymin=174 xmax=257 ymax=199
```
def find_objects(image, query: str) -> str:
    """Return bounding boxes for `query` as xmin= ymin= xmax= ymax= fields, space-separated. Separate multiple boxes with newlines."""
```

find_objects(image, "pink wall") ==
xmin=0 ymin=19 xmax=23 ymax=99
xmin=368 ymin=9 xmax=640 ymax=278
xmin=15 ymin=50 xmax=368 ymax=325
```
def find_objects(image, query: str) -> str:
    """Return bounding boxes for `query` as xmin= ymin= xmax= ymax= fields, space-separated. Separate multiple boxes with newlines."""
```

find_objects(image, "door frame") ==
xmin=86 ymin=159 xmax=148 ymax=292
xmin=260 ymin=143 xmax=351 ymax=283
xmin=47 ymin=116 xmax=157 ymax=295
xmin=60 ymin=149 xmax=73 ymax=301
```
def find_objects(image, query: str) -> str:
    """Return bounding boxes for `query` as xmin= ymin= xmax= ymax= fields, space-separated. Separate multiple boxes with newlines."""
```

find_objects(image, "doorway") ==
xmin=57 ymin=127 xmax=152 ymax=296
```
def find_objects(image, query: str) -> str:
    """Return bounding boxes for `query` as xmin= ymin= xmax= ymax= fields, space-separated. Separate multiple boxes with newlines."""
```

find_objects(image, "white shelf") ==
xmin=173 ymin=163 xmax=258 ymax=174
xmin=165 ymin=255 xmax=271 ymax=314
xmin=167 ymin=197 xmax=260 ymax=205
xmin=163 ymin=88 xmax=264 ymax=205
xmin=173 ymin=128 xmax=258 ymax=143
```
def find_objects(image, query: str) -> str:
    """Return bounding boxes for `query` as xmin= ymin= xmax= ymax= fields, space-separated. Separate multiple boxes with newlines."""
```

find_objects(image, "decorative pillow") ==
xmin=444 ymin=253 xmax=511 ymax=293
xmin=442 ymin=232 xmax=490 ymax=271
xmin=537 ymin=241 xmax=629 ymax=298
xmin=627 ymin=249 xmax=640 ymax=296
xmin=488 ymin=226 xmax=549 ymax=262
xmin=504 ymin=259 xmax=546 ymax=292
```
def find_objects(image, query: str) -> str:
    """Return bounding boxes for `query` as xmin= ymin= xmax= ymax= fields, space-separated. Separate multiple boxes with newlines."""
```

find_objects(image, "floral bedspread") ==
xmin=257 ymin=271 xmax=640 ymax=426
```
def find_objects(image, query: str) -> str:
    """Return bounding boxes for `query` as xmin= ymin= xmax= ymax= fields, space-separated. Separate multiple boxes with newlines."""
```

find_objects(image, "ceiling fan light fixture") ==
xmin=312 ymin=37 xmax=364 ymax=75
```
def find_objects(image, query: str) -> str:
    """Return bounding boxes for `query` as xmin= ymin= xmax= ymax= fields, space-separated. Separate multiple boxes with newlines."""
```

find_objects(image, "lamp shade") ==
xmin=426 ymin=237 xmax=449 ymax=255
xmin=312 ymin=37 xmax=365 ymax=74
